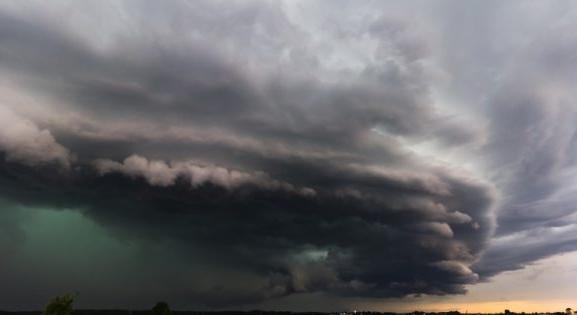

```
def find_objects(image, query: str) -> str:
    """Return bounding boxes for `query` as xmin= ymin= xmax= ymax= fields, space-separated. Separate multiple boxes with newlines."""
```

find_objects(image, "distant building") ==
xmin=565 ymin=308 xmax=572 ymax=315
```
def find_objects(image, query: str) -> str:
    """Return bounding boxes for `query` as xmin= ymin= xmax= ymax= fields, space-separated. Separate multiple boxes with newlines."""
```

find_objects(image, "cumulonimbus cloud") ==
xmin=1 ymin=0 xmax=577 ymax=310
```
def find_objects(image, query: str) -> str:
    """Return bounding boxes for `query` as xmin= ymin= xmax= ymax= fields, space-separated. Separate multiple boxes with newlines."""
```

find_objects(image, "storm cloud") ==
xmin=0 ymin=0 xmax=577 ymax=310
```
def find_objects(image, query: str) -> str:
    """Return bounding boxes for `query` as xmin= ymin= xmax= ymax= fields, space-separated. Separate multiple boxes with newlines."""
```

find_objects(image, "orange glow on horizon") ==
xmin=378 ymin=300 xmax=577 ymax=313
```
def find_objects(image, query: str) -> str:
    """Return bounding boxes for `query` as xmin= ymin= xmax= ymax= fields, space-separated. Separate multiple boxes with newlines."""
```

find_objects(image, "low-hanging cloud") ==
xmin=0 ymin=106 xmax=71 ymax=168
xmin=94 ymin=155 xmax=316 ymax=195
xmin=1 ymin=0 xmax=577 ymax=310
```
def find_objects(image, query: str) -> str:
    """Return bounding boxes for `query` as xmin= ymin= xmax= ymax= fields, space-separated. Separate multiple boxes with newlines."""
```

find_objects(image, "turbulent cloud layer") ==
xmin=1 ymin=0 xmax=577 ymax=310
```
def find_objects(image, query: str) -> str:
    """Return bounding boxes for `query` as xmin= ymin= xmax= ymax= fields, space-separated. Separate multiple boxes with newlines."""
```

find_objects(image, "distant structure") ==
xmin=566 ymin=308 xmax=573 ymax=315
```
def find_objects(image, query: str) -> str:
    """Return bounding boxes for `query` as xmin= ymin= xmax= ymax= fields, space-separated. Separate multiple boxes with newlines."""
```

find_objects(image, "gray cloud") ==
xmin=94 ymin=155 xmax=316 ymax=195
xmin=0 ymin=107 xmax=71 ymax=168
xmin=1 ymin=0 xmax=577 ymax=310
xmin=423 ymin=0 xmax=577 ymax=280
xmin=0 ymin=1 xmax=496 ymax=307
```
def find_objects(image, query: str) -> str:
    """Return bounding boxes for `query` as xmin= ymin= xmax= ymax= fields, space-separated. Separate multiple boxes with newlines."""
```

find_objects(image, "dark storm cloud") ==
xmin=0 ymin=154 xmax=493 ymax=307
xmin=429 ymin=0 xmax=577 ymax=280
xmin=3 ymin=0 xmax=577 ymax=310
xmin=0 ymin=1 xmax=498 ymax=308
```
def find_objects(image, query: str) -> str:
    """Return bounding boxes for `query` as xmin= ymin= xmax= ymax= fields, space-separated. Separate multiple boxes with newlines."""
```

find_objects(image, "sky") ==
xmin=1 ymin=0 xmax=577 ymax=312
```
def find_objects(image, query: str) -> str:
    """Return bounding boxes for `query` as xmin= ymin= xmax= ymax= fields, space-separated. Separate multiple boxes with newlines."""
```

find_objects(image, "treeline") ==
xmin=0 ymin=311 xmax=572 ymax=315
xmin=0 ymin=312 xmax=399 ymax=315
xmin=0 ymin=295 xmax=571 ymax=315
xmin=0 ymin=312 xmax=366 ymax=315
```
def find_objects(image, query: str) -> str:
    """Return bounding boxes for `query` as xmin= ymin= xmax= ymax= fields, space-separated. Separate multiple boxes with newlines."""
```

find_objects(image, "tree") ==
xmin=43 ymin=294 xmax=74 ymax=315
xmin=152 ymin=302 xmax=171 ymax=315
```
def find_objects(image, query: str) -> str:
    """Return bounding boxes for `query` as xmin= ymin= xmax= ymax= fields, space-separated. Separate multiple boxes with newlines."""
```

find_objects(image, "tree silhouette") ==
xmin=152 ymin=302 xmax=171 ymax=315
xmin=43 ymin=294 xmax=74 ymax=315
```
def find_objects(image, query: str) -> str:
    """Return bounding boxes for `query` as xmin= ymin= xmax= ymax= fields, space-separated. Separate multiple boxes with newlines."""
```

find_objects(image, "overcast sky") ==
xmin=1 ymin=0 xmax=577 ymax=312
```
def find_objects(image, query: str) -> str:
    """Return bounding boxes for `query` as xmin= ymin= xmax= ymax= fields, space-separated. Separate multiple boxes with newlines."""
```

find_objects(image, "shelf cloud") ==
xmin=1 ymin=0 xmax=577 ymax=310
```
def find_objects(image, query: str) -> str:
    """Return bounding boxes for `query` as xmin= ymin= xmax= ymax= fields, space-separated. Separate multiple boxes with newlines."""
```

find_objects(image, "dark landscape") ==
xmin=1 ymin=311 xmax=574 ymax=315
